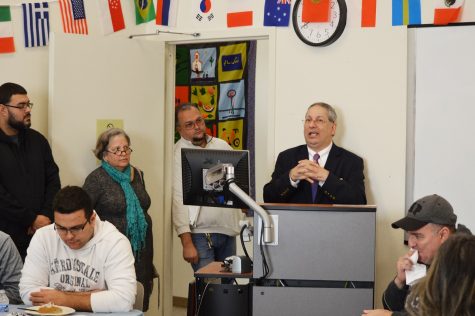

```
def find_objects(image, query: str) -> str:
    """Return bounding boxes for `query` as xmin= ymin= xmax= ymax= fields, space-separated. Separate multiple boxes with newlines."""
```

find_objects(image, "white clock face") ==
xmin=293 ymin=0 xmax=346 ymax=46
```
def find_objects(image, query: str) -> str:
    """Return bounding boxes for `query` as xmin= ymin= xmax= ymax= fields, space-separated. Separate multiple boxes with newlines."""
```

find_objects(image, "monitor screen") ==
xmin=181 ymin=148 xmax=250 ymax=208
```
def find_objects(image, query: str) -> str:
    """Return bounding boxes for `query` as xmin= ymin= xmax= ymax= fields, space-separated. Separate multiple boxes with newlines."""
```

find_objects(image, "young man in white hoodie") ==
xmin=19 ymin=186 xmax=137 ymax=312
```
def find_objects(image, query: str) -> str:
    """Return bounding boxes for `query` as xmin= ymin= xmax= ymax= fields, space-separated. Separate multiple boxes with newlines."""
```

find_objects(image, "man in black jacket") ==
xmin=0 ymin=82 xmax=60 ymax=260
xmin=263 ymin=102 xmax=366 ymax=204
xmin=362 ymin=194 xmax=472 ymax=316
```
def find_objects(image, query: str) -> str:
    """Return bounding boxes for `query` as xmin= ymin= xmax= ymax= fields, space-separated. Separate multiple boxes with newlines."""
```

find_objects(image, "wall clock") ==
xmin=292 ymin=0 xmax=347 ymax=47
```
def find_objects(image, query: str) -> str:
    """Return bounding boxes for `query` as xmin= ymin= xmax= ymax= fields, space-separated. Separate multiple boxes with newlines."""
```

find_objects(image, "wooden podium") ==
xmin=253 ymin=204 xmax=376 ymax=316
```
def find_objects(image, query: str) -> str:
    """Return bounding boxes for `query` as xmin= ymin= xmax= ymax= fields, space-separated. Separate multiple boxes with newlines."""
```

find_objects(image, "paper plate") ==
xmin=23 ymin=306 xmax=75 ymax=316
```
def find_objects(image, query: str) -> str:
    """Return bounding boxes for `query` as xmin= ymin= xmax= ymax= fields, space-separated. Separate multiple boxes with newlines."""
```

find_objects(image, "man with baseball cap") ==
xmin=362 ymin=194 xmax=472 ymax=316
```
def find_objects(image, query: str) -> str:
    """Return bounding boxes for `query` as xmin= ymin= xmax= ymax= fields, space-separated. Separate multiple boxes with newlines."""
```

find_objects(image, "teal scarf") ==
xmin=101 ymin=161 xmax=148 ymax=258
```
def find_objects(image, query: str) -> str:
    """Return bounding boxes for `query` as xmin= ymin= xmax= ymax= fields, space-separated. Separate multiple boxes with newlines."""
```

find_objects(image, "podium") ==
xmin=253 ymin=204 xmax=376 ymax=316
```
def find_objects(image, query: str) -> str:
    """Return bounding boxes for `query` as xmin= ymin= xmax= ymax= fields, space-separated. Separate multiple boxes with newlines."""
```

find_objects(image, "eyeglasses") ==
xmin=303 ymin=117 xmax=330 ymax=126
xmin=2 ymin=102 xmax=34 ymax=110
xmin=106 ymin=146 xmax=133 ymax=155
xmin=182 ymin=117 xmax=205 ymax=130
xmin=54 ymin=220 xmax=89 ymax=235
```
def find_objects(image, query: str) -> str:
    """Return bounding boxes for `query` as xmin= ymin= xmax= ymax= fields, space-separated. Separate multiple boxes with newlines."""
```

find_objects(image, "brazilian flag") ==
xmin=135 ymin=0 xmax=156 ymax=24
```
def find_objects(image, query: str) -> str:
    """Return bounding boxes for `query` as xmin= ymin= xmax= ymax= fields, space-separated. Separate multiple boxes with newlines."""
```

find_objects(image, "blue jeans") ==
xmin=191 ymin=233 xmax=236 ymax=272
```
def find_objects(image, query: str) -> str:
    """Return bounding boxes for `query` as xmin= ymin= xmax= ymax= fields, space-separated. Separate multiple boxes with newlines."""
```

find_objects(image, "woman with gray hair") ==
xmin=83 ymin=128 xmax=157 ymax=311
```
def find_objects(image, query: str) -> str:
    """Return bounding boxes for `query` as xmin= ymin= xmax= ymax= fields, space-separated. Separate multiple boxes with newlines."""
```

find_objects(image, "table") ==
xmin=189 ymin=261 xmax=252 ymax=316
xmin=1 ymin=305 xmax=143 ymax=316
xmin=195 ymin=261 xmax=252 ymax=279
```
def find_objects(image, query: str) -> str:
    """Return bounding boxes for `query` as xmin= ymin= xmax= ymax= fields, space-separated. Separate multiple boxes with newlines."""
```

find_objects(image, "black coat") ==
xmin=0 ymin=128 xmax=60 ymax=259
xmin=263 ymin=144 xmax=366 ymax=204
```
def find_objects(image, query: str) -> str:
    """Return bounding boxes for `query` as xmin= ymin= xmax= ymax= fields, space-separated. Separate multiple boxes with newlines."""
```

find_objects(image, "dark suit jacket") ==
xmin=263 ymin=144 xmax=366 ymax=204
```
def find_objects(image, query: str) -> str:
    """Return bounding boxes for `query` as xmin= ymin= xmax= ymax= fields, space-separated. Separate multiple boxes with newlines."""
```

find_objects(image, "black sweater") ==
xmin=382 ymin=279 xmax=409 ymax=316
xmin=0 ymin=128 xmax=60 ymax=259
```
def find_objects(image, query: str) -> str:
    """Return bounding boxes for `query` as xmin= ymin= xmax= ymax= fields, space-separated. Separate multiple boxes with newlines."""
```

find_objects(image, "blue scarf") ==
xmin=101 ymin=161 xmax=148 ymax=258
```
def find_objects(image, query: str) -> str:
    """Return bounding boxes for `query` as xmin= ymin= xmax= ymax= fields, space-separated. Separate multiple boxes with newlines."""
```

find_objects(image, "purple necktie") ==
xmin=311 ymin=153 xmax=320 ymax=202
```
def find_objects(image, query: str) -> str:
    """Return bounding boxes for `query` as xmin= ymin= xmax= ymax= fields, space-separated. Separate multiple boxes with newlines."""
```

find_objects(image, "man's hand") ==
xmin=394 ymin=249 xmax=415 ymax=288
xmin=183 ymin=243 xmax=199 ymax=264
xmin=32 ymin=215 xmax=51 ymax=230
xmin=30 ymin=288 xmax=93 ymax=311
xmin=289 ymin=159 xmax=329 ymax=184
xmin=362 ymin=309 xmax=392 ymax=316
xmin=30 ymin=289 xmax=66 ymax=306
xmin=180 ymin=233 xmax=199 ymax=264
xmin=28 ymin=215 xmax=52 ymax=235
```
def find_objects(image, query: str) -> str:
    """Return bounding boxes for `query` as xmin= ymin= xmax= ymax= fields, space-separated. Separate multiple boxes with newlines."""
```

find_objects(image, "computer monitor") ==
xmin=181 ymin=148 xmax=250 ymax=208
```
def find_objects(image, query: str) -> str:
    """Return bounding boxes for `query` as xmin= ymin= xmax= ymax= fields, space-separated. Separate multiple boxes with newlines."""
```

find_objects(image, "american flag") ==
xmin=59 ymin=0 xmax=88 ymax=34
xmin=22 ymin=2 xmax=50 ymax=47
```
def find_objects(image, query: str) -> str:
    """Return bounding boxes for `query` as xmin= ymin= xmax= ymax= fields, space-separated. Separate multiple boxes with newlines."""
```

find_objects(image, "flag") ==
xmin=434 ymin=0 xmax=464 ymax=25
xmin=98 ymin=0 xmax=125 ymax=34
xmin=434 ymin=7 xmax=461 ymax=24
xmin=264 ymin=0 xmax=291 ymax=27
xmin=361 ymin=0 xmax=377 ymax=27
xmin=156 ymin=0 xmax=177 ymax=26
xmin=392 ymin=0 xmax=421 ymax=26
xmin=226 ymin=0 xmax=253 ymax=27
xmin=22 ymin=2 xmax=50 ymax=47
xmin=59 ymin=0 xmax=88 ymax=34
xmin=135 ymin=0 xmax=155 ymax=25
xmin=190 ymin=0 xmax=217 ymax=28
xmin=303 ymin=0 xmax=330 ymax=23
xmin=227 ymin=11 xmax=253 ymax=27
xmin=0 ymin=6 xmax=15 ymax=53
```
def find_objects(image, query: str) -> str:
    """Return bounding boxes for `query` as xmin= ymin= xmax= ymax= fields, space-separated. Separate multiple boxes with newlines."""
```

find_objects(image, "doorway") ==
xmin=163 ymin=34 xmax=276 ymax=310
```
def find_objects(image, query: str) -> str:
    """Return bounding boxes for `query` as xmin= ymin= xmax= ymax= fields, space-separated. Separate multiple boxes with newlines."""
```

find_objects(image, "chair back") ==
xmin=134 ymin=281 xmax=144 ymax=311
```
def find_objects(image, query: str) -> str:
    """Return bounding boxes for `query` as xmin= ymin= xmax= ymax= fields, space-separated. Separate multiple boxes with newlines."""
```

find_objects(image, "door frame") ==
xmin=159 ymin=28 xmax=277 ymax=315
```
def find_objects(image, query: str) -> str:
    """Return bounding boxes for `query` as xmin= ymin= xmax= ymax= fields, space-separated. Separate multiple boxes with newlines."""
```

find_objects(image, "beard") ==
xmin=8 ymin=114 xmax=31 ymax=131
xmin=191 ymin=134 xmax=206 ymax=147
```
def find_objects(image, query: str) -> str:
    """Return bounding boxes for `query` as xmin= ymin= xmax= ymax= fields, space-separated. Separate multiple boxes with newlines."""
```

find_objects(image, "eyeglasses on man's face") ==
xmin=106 ymin=146 xmax=133 ymax=155
xmin=2 ymin=102 xmax=34 ymax=110
xmin=303 ymin=117 xmax=329 ymax=126
xmin=54 ymin=220 xmax=89 ymax=235
xmin=182 ymin=117 xmax=205 ymax=130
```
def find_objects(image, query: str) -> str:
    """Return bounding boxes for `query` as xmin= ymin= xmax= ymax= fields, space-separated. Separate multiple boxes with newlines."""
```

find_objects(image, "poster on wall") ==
xmin=96 ymin=119 xmax=124 ymax=139
xmin=175 ymin=41 xmax=255 ymax=150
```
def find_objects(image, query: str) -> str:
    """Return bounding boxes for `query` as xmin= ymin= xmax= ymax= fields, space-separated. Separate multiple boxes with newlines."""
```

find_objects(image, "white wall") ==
xmin=48 ymin=34 xmax=166 ymax=316
xmin=409 ymin=25 xmax=475 ymax=229
xmin=0 ymin=0 xmax=148 ymax=136
xmin=3 ymin=0 xmax=475 ymax=312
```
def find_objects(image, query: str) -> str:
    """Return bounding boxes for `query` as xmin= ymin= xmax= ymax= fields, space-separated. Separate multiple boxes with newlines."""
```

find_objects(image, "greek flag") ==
xmin=22 ymin=2 xmax=50 ymax=47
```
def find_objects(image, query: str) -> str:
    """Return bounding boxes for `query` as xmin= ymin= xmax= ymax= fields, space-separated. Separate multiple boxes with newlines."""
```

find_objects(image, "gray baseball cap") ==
xmin=392 ymin=194 xmax=457 ymax=231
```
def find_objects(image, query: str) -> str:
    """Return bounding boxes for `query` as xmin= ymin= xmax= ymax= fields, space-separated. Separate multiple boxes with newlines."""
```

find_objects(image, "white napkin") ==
xmin=405 ymin=249 xmax=427 ymax=286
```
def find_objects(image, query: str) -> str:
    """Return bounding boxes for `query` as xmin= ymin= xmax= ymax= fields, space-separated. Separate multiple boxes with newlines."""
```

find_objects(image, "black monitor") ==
xmin=181 ymin=148 xmax=250 ymax=208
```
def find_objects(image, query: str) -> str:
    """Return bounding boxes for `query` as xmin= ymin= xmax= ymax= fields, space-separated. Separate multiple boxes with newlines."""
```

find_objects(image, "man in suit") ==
xmin=263 ymin=102 xmax=366 ymax=204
